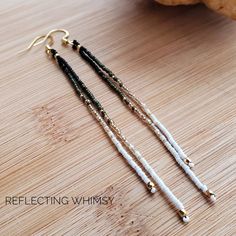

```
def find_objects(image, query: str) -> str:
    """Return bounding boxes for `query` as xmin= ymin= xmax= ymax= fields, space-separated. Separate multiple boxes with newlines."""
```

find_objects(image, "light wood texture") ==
xmin=0 ymin=0 xmax=236 ymax=235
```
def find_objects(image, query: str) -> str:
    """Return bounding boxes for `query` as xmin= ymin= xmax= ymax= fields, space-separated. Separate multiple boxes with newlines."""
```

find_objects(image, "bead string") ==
xmin=70 ymin=41 xmax=216 ymax=203
xmin=49 ymin=48 xmax=190 ymax=222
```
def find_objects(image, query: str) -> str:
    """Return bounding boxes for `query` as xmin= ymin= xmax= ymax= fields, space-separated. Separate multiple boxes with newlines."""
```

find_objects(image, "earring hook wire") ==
xmin=34 ymin=29 xmax=71 ymax=47
xmin=18 ymin=34 xmax=54 ymax=54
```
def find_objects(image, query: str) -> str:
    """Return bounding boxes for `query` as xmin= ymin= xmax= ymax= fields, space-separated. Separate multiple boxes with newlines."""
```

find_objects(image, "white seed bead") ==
xmin=210 ymin=195 xmax=216 ymax=203
xmin=151 ymin=187 xmax=157 ymax=194
xmin=188 ymin=162 xmax=195 ymax=169
xmin=182 ymin=215 xmax=190 ymax=223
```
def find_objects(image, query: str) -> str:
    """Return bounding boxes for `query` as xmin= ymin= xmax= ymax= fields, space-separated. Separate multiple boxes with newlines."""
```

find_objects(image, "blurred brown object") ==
xmin=155 ymin=0 xmax=236 ymax=19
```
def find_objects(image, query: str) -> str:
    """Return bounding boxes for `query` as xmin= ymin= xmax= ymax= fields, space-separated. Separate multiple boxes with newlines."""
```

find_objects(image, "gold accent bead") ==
xmin=184 ymin=158 xmax=194 ymax=168
xmin=178 ymin=209 xmax=188 ymax=217
xmin=184 ymin=158 xmax=191 ymax=164
xmin=205 ymin=189 xmax=216 ymax=198
xmin=147 ymin=182 xmax=155 ymax=190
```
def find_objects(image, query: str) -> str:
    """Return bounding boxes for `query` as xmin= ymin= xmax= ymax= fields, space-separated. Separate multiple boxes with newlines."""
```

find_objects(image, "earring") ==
xmin=77 ymin=42 xmax=216 ymax=202
xmin=22 ymin=33 xmax=189 ymax=223
xmin=41 ymin=29 xmax=216 ymax=203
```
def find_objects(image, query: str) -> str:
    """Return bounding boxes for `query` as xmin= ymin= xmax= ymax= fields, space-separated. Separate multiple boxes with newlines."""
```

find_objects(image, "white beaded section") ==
xmin=88 ymin=105 xmax=186 ymax=212
xmin=150 ymin=122 xmax=209 ymax=193
xmin=111 ymin=81 xmax=210 ymax=197
xmin=106 ymin=77 xmax=191 ymax=167
xmin=87 ymin=105 xmax=153 ymax=189
xmin=127 ymin=144 xmax=184 ymax=210
xmin=141 ymin=103 xmax=188 ymax=162
xmin=119 ymin=85 xmax=193 ymax=168
xmin=103 ymin=125 xmax=151 ymax=186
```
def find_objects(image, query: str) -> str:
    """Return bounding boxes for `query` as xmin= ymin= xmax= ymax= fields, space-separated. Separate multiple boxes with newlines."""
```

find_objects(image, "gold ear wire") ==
xmin=18 ymin=34 xmax=54 ymax=54
xmin=34 ymin=29 xmax=72 ymax=47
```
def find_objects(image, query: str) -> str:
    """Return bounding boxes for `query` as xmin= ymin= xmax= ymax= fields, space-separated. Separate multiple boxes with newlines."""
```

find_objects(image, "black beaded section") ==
xmin=55 ymin=55 xmax=103 ymax=112
xmin=52 ymin=50 xmax=114 ymax=127
xmin=79 ymin=48 xmax=123 ymax=87
xmin=78 ymin=47 xmax=144 ymax=118
xmin=54 ymin=56 xmax=82 ymax=97
xmin=49 ymin=53 xmax=96 ymax=117
xmin=77 ymin=47 xmax=157 ymax=123
xmin=79 ymin=46 xmax=125 ymax=101
xmin=72 ymin=40 xmax=80 ymax=50
xmin=79 ymin=46 xmax=114 ymax=77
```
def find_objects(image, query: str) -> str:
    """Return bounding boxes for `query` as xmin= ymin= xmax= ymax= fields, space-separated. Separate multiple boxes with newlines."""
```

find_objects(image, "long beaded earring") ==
xmin=40 ymin=29 xmax=216 ymax=203
xmin=22 ymin=34 xmax=190 ymax=223
xmin=77 ymin=43 xmax=216 ymax=202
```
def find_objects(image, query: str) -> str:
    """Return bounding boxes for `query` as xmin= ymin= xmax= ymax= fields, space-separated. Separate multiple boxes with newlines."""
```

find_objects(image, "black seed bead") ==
xmin=81 ymin=95 xmax=85 ymax=103
xmin=108 ymin=72 xmax=113 ymax=77
xmin=79 ymin=46 xmax=86 ymax=53
xmin=107 ymin=119 xmax=111 ymax=126
xmin=72 ymin=40 xmax=80 ymax=50
xmin=123 ymin=98 xmax=129 ymax=105
xmin=100 ymin=110 xmax=105 ymax=118
xmin=75 ymin=90 xmax=81 ymax=96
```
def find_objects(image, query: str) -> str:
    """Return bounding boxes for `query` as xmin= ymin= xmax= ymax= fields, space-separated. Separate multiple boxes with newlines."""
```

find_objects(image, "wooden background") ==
xmin=0 ymin=0 xmax=235 ymax=235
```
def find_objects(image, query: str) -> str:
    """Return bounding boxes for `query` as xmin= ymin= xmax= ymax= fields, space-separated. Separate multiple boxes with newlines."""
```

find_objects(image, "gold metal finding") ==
xmin=34 ymin=29 xmax=72 ymax=47
xmin=178 ymin=209 xmax=188 ymax=217
xmin=18 ymin=35 xmax=54 ymax=54
xmin=205 ymin=189 xmax=216 ymax=198
xmin=184 ymin=157 xmax=194 ymax=167
xmin=147 ymin=181 xmax=155 ymax=190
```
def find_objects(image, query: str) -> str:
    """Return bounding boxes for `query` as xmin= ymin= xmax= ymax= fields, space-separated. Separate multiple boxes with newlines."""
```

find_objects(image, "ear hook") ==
xmin=34 ymin=29 xmax=72 ymax=47
xmin=18 ymin=34 xmax=54 ymax=54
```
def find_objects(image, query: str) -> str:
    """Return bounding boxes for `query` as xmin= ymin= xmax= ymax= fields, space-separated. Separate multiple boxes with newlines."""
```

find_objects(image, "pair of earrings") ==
xmin=22 ymin=29 xmax=216 ymax=223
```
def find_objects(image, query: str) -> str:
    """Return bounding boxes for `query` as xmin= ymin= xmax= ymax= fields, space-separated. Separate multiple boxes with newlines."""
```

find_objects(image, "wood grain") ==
xmin=0 ymin=0 xmax=236 ymax=235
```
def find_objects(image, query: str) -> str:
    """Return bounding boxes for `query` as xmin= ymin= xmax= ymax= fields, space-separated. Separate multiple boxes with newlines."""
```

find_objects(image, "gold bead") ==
xmin=184 ymin=158 xmax=190 ymax=164
xmin=205 ymin=189 xmax=216 ymax=197
xmin=178 ymin=209 xmax=188 ymax=217
xmin=147 ymin=182 xmax=155 ymax=190
xmin=184 ymin=158 xmax=195 ymax=168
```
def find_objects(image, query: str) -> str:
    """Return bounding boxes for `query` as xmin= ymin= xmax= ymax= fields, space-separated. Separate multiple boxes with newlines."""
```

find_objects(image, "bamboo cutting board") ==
xmin=0 ymin=0 xmax=236 ymax=235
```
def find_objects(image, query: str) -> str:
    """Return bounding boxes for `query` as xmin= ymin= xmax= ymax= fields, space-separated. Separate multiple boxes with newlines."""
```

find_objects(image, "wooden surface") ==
xmin=0 ymin=0 xmax=236 ymax=235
